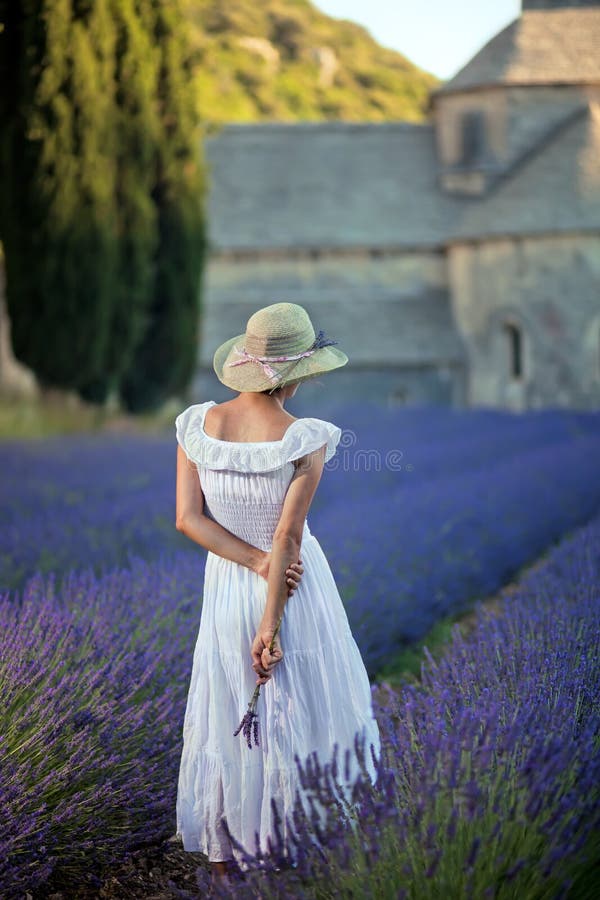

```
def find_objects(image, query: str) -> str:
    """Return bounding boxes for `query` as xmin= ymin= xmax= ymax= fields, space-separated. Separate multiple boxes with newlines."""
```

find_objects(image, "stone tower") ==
xmin=428 ymin=0 xmax=600 ymax=409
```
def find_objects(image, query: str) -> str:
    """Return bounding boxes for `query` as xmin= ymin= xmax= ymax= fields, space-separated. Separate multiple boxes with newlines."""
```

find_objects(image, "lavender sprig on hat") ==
xmin=234 ymin=615 xmax=282 ymax=749
xmin=311 ymin=329 xmax=338 ymax=350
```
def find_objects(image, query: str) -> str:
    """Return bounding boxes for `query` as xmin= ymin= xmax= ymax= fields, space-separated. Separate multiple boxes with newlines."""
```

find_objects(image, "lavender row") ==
xmin=0 ymin=549 xmax=205 ymax=896
xmin=0 ymin=433 xmax=181 ymax=591
xmin=317 ymin=432 xmax=600 ymax=673
xmin=1 ymin=408 xmax=599 ymax=595
xmin=205 ymin=508 xmax=600 ymax=899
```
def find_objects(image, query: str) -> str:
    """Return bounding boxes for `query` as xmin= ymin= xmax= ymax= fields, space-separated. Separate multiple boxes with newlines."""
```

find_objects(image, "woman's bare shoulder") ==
xmin=205 ymin=399 xmax=298 ymax=442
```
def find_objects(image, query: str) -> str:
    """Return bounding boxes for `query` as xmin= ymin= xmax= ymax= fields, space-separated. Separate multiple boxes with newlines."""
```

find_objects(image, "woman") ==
xmin=174 ymin=302 xmax=381 ymax=887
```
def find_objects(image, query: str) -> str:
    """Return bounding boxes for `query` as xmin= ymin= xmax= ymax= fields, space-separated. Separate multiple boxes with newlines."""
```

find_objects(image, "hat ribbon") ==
xmin=227 ymin=330 xmax=338 ymax=384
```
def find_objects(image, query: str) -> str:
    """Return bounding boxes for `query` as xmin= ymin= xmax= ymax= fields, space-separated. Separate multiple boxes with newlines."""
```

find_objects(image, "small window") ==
xmin=502 ymin=321 xmax=523 ymax=379
xmin=461 ymin=110 xmax=486 ymax=164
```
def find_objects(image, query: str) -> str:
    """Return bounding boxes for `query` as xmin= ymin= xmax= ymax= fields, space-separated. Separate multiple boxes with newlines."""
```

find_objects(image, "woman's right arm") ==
xmin=251 ymin=444 xmax=327 ymax=683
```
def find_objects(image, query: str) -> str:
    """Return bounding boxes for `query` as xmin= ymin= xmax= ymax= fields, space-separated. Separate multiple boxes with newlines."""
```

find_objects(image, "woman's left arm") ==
xmin=175 ymin=446 xmax=302 ymax=587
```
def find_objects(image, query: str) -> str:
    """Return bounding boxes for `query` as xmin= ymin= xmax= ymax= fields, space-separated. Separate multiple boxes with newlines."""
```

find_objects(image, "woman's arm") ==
xmin=251 ymin=445 xmax=327 ymax=683
xmin=175 ymin=446 xmax=303 ymax=588
xmin=176 ymin=445 xmax=266 ymax=571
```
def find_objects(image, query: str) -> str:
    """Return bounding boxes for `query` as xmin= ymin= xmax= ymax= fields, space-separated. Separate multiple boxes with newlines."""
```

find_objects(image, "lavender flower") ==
xmin=311 ymin=329 xmax=338 ymax=350
xmin=233 ymin=685 xmax=261 ymax=749
xmin=234 ymin=616 xmax=282 ymax=748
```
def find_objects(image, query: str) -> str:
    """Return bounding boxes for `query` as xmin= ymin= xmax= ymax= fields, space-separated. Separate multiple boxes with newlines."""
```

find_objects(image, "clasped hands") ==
xmin=251 ymin=551 xmax=303 ymax=685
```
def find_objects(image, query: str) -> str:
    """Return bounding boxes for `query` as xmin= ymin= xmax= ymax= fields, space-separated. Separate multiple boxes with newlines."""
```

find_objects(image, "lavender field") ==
xmin=1 ymin=404 xmax=599 ymax=896
xmin=2 ymin=405 xmax=600 ymax=672
xmin=208 ymin=507 xmax=600 ymax=899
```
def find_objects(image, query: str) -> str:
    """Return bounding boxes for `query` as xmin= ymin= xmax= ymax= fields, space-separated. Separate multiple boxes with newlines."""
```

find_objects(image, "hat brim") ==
xmin=213 ymin=333 xmax=349 ymax=392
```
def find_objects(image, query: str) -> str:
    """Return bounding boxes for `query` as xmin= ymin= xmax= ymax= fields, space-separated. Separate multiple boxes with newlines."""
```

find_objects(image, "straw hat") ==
xmin=213 ymin=302 xmax=348 ymax=393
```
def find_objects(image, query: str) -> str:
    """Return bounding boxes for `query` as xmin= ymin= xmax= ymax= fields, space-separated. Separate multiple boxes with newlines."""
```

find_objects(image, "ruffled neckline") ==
xmin=175 ymin=401 xmax=341 ymax=473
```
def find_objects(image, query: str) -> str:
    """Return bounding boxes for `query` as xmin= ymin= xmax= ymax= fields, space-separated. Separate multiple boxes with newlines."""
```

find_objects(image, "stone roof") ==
xmin=432 ymin=8 xmax=600 ymax=97
xmin=204 ymin=102 xmax=600 ymax=253
xmin=449 ymin=101 xmax=600 ymax=241
xmin=204 ymin=122 xmax=462 ymax=251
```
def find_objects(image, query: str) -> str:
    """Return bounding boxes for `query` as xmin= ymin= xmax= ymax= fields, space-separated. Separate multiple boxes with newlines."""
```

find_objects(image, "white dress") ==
xmin=174 ymin=401 xmax=381 ymax=865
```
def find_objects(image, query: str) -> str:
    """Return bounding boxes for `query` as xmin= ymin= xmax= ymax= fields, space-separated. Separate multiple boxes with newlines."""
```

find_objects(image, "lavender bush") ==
xmin=2 ymin=410 xmax=600 ymax=664
xmin=210 ymin=509 xmax=600 ymax=899
xmin=319 ymin=431 xmax=600 ymax=673
xmin=0 ymin=550 xmax=204 ymax=896
xmin=0 ymin=433 xmax=180 ymax=590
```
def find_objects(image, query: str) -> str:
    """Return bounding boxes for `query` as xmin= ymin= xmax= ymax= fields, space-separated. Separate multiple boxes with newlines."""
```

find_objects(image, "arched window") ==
xmin=461 ymin=110 xmax=486 ymax=164
xmin=502 ymin=320 xmax=523 ymax=379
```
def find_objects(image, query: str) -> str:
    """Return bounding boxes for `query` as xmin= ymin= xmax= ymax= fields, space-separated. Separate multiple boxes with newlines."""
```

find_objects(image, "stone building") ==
xmin=199 ymin=0 xmax=600 ymax=410
xmin=1 ymin=0 xmax=598 ymax=410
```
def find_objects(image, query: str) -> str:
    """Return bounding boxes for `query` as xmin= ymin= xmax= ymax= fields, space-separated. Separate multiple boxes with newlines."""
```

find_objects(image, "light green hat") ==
xmin=213 ymin=302 xmax=348 ymax=393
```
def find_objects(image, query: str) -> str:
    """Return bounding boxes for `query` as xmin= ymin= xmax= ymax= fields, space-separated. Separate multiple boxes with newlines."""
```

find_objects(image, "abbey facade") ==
xmin=198 ymin=0 xmax=600 ymax=410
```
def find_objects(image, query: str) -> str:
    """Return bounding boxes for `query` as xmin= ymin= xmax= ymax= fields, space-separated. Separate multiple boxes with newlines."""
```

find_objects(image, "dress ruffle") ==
xmin=175 ymin=401 xmax=342 ymax=472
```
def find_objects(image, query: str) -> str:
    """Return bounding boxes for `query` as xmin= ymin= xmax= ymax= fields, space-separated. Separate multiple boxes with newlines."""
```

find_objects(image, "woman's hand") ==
xmin=255 ymin=551 xmax=303 ymax=596
xmin=251 ymin=625 xmax=283 ymax=685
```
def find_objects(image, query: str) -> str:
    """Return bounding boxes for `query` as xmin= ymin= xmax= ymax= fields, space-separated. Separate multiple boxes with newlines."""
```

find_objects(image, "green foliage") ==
xmin=0 ymin=0 xmax=119 ymax=392
xmin=182 ymin=0 xmax=439 ymax=125
xmin=77 ymin=0 xmax=161 ymax=405
xmin=375 ymin=614 xmax=460 ymax=687
xmin=0 ymin=0 xmax=205 ymax=411
xmin=119 ymin=0 xmax=205 ymax=412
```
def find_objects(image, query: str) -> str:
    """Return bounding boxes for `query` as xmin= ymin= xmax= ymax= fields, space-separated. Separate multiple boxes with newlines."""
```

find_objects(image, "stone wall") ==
xmin=192 ymin=247 xmax=468 ymax=407
xmin=447 ymin=233 xmax=600 ymax=409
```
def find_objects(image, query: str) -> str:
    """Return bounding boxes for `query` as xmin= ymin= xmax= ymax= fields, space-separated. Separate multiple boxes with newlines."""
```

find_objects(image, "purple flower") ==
xmin=234 ymin=616 xmax=282 ymax=749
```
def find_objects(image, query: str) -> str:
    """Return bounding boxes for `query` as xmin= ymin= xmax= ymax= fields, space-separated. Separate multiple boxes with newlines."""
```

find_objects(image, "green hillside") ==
xmin=183 ymin=0 xmax=440 ymax=125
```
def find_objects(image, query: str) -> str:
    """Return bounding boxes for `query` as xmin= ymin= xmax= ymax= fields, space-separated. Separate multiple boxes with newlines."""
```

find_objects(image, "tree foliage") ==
xmin=0 ymin=0 xmax=119 ymax=392
xmin=0 ymin=0 xmax=205 ymax=411
xmin=119 ymin=1 xmax=205 ymax=411
xmin=181 ymin=0 xmax=440 ymax=125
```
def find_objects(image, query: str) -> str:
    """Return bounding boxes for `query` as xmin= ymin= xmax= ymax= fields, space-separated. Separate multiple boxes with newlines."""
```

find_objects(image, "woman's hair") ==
xmin=260 ymin=381 xmax=301 ymax=395
xmin=260 ymin=374 xmax=320 ymax=395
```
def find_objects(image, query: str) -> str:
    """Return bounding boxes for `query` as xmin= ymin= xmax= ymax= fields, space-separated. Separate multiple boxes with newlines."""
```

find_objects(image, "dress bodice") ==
xmin=175 ymin=401 xmax=341 ymax=551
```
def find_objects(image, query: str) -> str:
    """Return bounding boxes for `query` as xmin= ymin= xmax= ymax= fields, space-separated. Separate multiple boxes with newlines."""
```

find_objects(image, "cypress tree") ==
xmin=119 ymin=0 xmax=206 ymax=412
xmin=0 ymin=0 xmax=120 ymax=393
xmin=0 ymin=0 xmax=205 ymax=410
xmin=77 ymin=0 xmax=161 ymax=404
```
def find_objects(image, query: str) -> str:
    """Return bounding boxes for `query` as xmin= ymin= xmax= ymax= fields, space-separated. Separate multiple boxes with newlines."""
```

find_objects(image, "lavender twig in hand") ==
xmin=234 ymin=616 xmax=282 ymax=749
